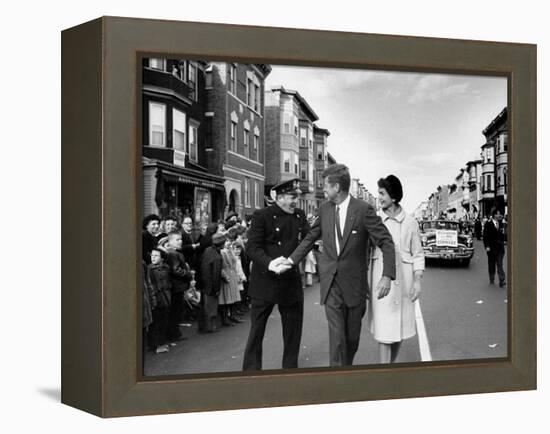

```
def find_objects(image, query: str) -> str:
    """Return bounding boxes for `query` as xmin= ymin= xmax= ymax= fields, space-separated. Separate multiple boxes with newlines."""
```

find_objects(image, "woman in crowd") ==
xmin=142 ymin=214 xmax=161 ymax=264
xmin=368 ymin=175 xmax=425 ymax=364
xmin=218 ymin=228 xmax=242 ymax=326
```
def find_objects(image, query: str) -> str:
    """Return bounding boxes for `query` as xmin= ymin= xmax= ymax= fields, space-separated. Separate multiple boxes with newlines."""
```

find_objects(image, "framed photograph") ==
xmin=61 ymin=16 xmax=536 ymax=417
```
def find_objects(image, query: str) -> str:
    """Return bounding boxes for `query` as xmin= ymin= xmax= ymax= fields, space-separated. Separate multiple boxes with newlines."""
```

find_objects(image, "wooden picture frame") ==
xmin=61 ymin=16 xmax=536 ymax=417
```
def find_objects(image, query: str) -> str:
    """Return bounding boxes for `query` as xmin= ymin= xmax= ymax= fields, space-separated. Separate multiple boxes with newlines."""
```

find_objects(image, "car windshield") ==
xmin=422 ymin=221 xmax=459 ymax=231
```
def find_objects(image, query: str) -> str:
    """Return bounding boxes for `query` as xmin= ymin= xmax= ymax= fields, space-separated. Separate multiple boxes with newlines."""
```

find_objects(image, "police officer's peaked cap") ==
xmin=271 ymin=178 xmax=302 ymax=196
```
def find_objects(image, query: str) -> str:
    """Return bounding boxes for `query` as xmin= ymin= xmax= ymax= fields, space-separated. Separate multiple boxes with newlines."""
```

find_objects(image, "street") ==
xmin=144 ymin=240 xmax=507 ymax=376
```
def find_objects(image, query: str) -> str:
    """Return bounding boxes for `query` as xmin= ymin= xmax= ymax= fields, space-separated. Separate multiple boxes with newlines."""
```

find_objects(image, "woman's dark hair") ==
xmin=322 ymin=164 xmax=351 ymax=192
xmin=377 ymin=175 xmax=403 ymax=205
xmin=142 ymin=214 xmax=161 ymax=230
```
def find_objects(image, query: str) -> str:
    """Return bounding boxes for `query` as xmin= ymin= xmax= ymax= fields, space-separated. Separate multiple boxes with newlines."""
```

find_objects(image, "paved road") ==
xmin=144 ymin=239 xmax=507 ymax=376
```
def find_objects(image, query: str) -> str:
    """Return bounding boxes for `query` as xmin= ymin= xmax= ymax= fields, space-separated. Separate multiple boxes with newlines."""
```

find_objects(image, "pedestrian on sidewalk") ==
xmin=232 ymin=239 xmax=248 ymax=315
xmin=483 ymin=207 xmax=506 ymax=287
xmin=200 ymin=232 xmax=226 ymax=333
xmin=368 ymin=175 xmax=424 ymax=364
xmin=147 ymin=248 xmax=172 ymax=354
xmin=164 ymin=232 xmax=193 ymax=343
xmin=218 ymin=229 xmax=242 ymax=326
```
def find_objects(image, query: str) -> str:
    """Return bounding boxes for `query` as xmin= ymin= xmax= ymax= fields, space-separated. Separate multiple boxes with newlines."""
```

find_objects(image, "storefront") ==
xmin=143 ymin=158 xmax=226 ymax=226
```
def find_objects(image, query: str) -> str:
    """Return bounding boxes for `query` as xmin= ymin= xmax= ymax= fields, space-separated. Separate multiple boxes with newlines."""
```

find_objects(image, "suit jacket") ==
xmin=247 ymin=204 xmax=310 ymax=305
xmin=290 ymin=197 xmax=396 ymax=307
xmin=483 ymin=219 xmax=506 ymax=252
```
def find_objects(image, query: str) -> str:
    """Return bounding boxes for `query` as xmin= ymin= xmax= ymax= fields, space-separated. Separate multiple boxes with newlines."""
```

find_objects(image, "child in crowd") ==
xmin=147 ymin=248 xmax=172 ymax=354
xmin=200 ymin=232 xmax=226 ymax=333
xmin=218 ymin=229 xmax=242 ymax=326
xmin=142 ymin=260 xmax=154 ymax=358
xmin=232 ymin=239 xmax=248 ymax=315
xmin=164 ymin=232 xmax=192 ymax=343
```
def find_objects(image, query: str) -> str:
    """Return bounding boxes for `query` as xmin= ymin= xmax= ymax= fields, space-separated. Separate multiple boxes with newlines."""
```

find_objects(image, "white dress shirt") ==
xmin=335 ymin=194 xmax=351 ymax=255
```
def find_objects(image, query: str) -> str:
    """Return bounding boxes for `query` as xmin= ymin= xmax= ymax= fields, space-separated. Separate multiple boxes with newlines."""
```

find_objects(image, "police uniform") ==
xmin=242 ymin=179 xmax=310 ymax=371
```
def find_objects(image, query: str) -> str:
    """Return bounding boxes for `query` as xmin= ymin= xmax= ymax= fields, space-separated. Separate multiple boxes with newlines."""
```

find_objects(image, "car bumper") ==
xmin=423 ymin=249 xmax=474 ymax=260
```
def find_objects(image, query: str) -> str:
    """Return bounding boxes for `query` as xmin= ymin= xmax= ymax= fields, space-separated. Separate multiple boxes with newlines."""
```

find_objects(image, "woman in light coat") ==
xmin=368 ymin=175 xmax=425 ymax=363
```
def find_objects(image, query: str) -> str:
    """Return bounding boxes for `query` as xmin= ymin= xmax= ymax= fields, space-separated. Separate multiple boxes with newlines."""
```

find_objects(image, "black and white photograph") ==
xmin=140 ymin=58 xmax=509 ymax=376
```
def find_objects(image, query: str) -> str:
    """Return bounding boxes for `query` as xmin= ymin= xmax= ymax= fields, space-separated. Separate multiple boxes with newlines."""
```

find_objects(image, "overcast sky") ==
xmin=265 ymin=65 xmax=507 ymax=213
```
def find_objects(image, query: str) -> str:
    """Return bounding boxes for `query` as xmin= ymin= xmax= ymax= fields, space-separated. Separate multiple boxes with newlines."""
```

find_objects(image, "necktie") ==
xmin=335 ymin=205 xmax=343 ymax=245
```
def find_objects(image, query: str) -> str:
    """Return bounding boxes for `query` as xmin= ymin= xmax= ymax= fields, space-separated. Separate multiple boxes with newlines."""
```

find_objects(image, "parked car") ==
xmin=420 ymin=220 xmax=474 ymax=266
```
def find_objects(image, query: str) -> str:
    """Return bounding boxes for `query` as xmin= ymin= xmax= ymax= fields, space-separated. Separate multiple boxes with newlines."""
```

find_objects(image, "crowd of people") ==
xmin=142 ymin=165 xmax=509 ymax=371
xmin=141 ymin=212 xmax=253 ymax=355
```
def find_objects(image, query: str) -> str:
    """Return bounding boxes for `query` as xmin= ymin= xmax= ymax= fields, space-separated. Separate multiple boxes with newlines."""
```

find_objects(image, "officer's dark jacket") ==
xmin=247 ymin=204 xmax=310 ymax=305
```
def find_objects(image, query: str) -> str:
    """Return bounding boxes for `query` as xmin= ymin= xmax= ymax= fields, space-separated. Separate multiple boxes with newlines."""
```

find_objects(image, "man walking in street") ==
xmin=242 ymin=179 xmax=310 ymax=371
xmin=285 ymin=164 xmax=396 ymax=367
xmin=483 ymin=207 xmax=506 ymax=287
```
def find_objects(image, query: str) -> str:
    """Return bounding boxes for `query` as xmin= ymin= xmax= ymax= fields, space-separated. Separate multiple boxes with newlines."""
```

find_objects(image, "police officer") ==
xmin=242 ymin=178 xmax=310 ymax=371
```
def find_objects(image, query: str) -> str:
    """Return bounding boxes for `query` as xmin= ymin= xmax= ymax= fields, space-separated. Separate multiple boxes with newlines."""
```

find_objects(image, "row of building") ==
xmin=415 ymin=107 xmax=508 ymax=221
xmin=142 ymin=58 xmax=375 ymax=226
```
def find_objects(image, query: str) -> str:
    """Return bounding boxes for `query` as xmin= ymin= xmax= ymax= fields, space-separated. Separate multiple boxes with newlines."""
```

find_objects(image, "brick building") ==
xmin=313 ymin=125 xmax=330 ymax=211
xmin=205 ymin=62 xmax=272 ymax=220
xmin=265 ymin=86 xmax=319 ymax=215
xmin=141 ymin=58 xmax=226 ymax=226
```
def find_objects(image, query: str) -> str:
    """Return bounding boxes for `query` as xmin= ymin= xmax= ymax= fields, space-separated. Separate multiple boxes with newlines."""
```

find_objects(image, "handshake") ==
xmin=268 ymin=256 xmax=293 ymax=275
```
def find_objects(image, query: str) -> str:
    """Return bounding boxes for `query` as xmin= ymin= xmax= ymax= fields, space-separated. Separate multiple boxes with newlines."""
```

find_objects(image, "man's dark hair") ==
xmin=490 ymin=207 xmax=502 ymax=217
xmin=322 ymin=164 xmax=351 ymax=193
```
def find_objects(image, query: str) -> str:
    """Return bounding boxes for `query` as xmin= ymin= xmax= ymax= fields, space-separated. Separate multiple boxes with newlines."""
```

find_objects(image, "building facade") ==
xmin=313 ymin=125 xmax=330 ymax=212
xmin=205 ymin=62 xmax=272 ymax=220
xmin=265 ymin=86 xmax=319 ymax=215
xmin=480 ymin=107 xmax=507 ymax=217
xmin=142 ymin=58 xmax=226 ymax=225
xmin=465 ymin=159 xmax=483 ymax=219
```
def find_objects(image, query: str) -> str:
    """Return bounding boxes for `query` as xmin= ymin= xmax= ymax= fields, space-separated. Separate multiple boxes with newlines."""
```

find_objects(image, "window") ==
xmin=317 ymin=171 xmax=323 ymax=188
xmin=283 ymin=113 xmax=290 ymax=134
xmin=317 ymin=146 xmax=324 ymax=160
xmin=149 ymin=58 xmax=165 ymax=71
xmin=230 ymin=122 xmax=237 ymax=152
xmin=300 ymin=128 xmax=307 ymax=147
xmin=254 ymin=85 xmax=261 ymax=113
xmin=244 ymin=178 xmax=250 ymax=207
xmin=247 ymin=79 xmax=254 ymax=107
xmin=243 ymin=130 xmax=249 ymax=158
xmin=293 ymin=153 xmax=298 ymax=175
xmin=253 ymin=135 xmax=259 ymax=161
xmin=229 ymin=64 xmax=237 ymax=94
xmin=254 ymin=180 xmax=260 ymax=208
xmin=300 ymin=161 xmax=307 ymax=180
xmin=487 ymin=174 xmax=493 ymax=191
xmin=172 ymin=108 xmax=186 ymax=152
xmin=283 ymin=152 xmax=291 ymax=173
xmin=486 ymin=147 xmax=493 ymax=163
xmin=149 ymin=102 xmax=166 ymax=146
xmin=173 ymin=61 xmax=186 ymax=81
xmin=189 ymin=122 xmax=198 ymax=163
xmin=188 ymin=63 xmax=197 ymax=100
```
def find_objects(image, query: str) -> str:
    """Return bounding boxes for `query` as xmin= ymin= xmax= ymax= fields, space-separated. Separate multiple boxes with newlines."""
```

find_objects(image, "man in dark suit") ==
xmin=285 ymin=164 xmax=396 ymax=366
xmin=242 ymin=179 xmax=310 ymax=371
xmin=483 ymin=207 xmax=506 ymax=287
